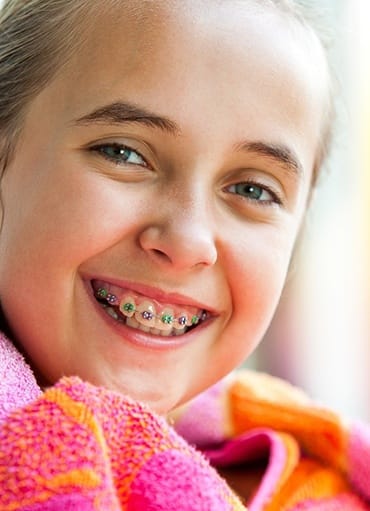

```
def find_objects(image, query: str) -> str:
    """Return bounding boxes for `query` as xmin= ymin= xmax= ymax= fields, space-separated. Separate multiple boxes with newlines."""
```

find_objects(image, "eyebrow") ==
xmin=236 ymin=141 xmax=303 ymax=178
xmin=73 ymin=101 xmax=180 ymax=135
xmin=74 ymin=101 xmax=303 ymax=177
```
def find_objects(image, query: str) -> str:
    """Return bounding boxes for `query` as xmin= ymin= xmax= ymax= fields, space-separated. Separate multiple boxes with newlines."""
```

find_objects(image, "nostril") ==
xmin=152 ymin=248 xmax=165 ymax=257
xmin=139 ymin=224 xmax=217 ymax=269
xmin=150 ymin=248 xmax=172 ymax=262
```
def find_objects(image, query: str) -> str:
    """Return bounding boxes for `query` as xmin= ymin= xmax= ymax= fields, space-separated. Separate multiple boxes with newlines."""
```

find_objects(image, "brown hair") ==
xmin=0 ymin=1 xmax=92 ymax=164
xmin=0 ymin=0 xmax=333 ymax=181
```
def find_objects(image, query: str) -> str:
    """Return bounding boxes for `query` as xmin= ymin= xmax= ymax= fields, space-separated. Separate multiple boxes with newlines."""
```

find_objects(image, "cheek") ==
xmin=224 ymin=227 xmax=294 ymax=351
xmin=1 ymin=167 xmax=147 ymax=272
xmin=194 ymin=234 xmax=292 ymax=401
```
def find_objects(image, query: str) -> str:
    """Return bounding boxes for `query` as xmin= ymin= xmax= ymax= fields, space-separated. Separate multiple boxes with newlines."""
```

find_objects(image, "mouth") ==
xmin=91 ymin=279 xmax=211 ymax=337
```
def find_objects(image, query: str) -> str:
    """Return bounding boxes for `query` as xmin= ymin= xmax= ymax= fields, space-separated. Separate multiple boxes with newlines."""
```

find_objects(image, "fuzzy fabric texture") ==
xmin=0 ymin=332 xmax=41 ymax=424
xmin=1 ymin=331 xmax=370 ymax=510
xmin=0 ymin=333 xmax=243 ymax=510
xmin=172 ymin=371 xmax=370 ymax=510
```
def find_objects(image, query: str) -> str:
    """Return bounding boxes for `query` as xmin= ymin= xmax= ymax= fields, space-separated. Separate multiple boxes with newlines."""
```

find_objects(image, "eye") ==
xmin=90 ymin=143 xmax=149 ymax=167
xmin=227 ymin=182 xmax=282 ymax=205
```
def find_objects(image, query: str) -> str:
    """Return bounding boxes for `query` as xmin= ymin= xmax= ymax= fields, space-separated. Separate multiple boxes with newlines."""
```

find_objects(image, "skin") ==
xmin=0 ymin=0 xmax=328 ymax=415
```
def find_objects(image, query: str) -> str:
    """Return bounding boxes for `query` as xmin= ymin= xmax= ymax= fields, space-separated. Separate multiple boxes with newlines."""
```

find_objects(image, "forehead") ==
xmin=78 ymin=0 xmax=323 ymax=64
xmin=60 ymin=1 xmax=327 ymax=113
xmin=27 ymin=0 xmax=329 ymax=176
xmin=77 ymin=0 xmax=323 ymax=75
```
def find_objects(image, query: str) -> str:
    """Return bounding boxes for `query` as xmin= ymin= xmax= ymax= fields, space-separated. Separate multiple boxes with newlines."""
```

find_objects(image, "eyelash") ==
xmin=89 ymin=143 xmax=282 ymax=206
xmin=226 ymin=181 xmax=283 ymax=206
xmin=89 ymin=142 xmax=150 ymax=168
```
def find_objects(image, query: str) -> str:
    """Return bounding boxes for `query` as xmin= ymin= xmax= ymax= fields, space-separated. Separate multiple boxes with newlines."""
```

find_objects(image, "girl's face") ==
xmin=0 ymin=1 xmax=328 ymax=413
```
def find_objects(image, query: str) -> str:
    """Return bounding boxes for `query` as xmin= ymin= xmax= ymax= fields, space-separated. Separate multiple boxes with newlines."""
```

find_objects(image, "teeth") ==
xmin=95 ymin=283 xmax=207 ymax=338
xmin=106 ymin=307 xmax=119 ymax=320
xmin=174 ymin=328 xmax=186 ymax=336
xmin=126 ymin=316 xmax=140 ymax=329
xmin=156 ymin=307 xmax=175 ymax=331
xmin=100 ymin=302 xmax=199 ymax=338
xmin=99 ymin=286 xmax=203 ymax=323
xmin=173 ymin=311 xmax=189 ymax=330
xmin=159 ymin=330 xmax=171 ymax=337
xmin=137 ymin=325 xmax=150 ymax=332
xmin=135 ymin=301 xmax=156 ymax=328
xmin=120 ymin=295 xmax=136 ymax=318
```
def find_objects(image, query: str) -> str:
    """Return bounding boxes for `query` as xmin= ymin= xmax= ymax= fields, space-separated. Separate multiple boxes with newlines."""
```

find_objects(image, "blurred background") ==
xmin=247 ymin=0 xmax=370 ymax=421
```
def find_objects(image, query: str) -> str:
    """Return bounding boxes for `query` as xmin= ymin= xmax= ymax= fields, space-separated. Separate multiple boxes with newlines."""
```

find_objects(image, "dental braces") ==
xmin=95 ymin=287 xmax=201 ymax=326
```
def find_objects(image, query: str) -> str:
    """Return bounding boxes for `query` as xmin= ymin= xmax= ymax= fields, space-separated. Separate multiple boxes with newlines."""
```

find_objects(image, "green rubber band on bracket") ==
xmin=97 ymin=288 xmax=108 ymax=299
xmin=161 ymin=314 xmax=174 ymax=325
xmin=122 ymin=302 xmax=135 ymax=313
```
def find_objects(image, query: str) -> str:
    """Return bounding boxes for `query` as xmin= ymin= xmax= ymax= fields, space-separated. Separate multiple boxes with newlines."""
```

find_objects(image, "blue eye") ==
xmin=91 ymin=143 xmax=148 ymax=167
xmin=228 ymin=182 xmax=280 ymax=204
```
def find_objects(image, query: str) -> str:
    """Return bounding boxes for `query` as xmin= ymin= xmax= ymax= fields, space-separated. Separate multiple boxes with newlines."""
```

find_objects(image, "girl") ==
xmin=0 ymin=0 xmax=368 ymax=509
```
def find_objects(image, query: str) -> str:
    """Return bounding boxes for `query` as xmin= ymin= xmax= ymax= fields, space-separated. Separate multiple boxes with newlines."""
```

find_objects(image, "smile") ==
xmin=91 ymin=280 xmax=210 ymax=337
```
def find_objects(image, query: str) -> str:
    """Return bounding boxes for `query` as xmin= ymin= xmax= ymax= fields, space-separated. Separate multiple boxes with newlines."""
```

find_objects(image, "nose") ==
xmin=139 ymin=201 xmax=218 ymax=271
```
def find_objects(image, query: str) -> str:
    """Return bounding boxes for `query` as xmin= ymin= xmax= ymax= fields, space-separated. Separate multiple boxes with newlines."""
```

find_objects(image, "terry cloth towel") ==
xmin=0 ymin=332 xmax=243 ymax=510
xmin=0 ymin=331 xmax=41 ymax=423
xmin=172 ymin=370 xmax=370 ymax=510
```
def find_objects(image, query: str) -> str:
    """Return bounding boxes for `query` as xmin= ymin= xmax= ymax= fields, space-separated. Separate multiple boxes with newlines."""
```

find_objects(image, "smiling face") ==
xmin=0 ymin=0 xmax=328 ymax=413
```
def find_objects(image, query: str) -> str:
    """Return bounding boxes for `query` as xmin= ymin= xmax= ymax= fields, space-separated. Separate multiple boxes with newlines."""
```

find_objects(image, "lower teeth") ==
xmin=102 ymin=304 xmax=187 ymax=336
xmin=105 ymin=306 xmax=119 ymax=320
xmin=126 ymin=316 xmax=139 ymax=329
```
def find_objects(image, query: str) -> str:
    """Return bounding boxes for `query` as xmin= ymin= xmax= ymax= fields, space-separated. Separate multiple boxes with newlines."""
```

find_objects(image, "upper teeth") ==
xmin=94 ymin=286 xmax=203 ymax=332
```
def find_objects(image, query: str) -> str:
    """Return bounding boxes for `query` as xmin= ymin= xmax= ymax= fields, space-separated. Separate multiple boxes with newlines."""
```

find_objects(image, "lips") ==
xmin=91 ymin=279 xmax=210 ymax=337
